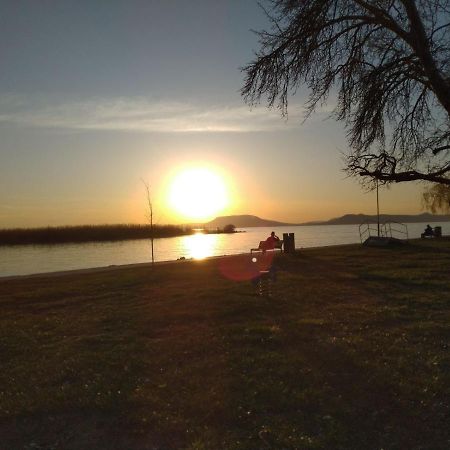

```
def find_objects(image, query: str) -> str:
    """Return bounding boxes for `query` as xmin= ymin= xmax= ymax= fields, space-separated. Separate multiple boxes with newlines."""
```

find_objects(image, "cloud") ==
xmin=0 ymin=95 xmax=304 ymax=133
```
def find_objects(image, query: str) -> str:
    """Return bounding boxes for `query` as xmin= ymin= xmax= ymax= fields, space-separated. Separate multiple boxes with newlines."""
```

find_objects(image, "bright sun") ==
xmin=168 ymin=167 xmax=229 ymax=221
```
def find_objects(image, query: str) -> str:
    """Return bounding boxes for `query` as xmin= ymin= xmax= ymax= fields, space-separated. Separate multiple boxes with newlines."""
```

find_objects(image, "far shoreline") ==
xmin=0 ymin=223 xmax=240 ymax=246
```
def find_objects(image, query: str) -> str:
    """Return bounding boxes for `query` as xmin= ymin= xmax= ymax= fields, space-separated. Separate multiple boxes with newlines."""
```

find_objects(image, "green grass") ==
xmin=0 ymin=239 xmax=449 ymax=449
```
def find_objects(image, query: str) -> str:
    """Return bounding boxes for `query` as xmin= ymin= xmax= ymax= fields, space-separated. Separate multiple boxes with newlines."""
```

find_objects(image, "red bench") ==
xmin=251 ymin=240 xmax=283 ymax=253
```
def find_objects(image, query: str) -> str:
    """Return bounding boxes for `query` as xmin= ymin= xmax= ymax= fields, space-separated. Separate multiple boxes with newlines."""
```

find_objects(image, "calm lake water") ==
xmin=1 ymin=222 xmax=448 ymax=277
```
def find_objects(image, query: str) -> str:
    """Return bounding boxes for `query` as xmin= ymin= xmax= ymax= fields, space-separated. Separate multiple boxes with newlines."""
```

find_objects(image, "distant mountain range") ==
xmin=204 ymin=213 xmax=450 ymax=228
xmin=309 ymin=213 xmax=450 ymax=225
xmin=205 ymin=215 xmax=295 ymax=228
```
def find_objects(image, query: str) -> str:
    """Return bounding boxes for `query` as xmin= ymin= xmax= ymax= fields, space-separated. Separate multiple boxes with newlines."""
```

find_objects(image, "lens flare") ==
xmin=218 ymin=252 xmax=274 ymax=281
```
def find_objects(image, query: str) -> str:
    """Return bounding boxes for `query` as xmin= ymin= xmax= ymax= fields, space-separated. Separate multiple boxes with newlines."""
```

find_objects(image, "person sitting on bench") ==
xmin=250 ymin=233 xmax=283 ymax=253
xmin=265 ymin=231 xmax=280 ymax=250
xmin=423 ymin=224 xmax=434 ymax=237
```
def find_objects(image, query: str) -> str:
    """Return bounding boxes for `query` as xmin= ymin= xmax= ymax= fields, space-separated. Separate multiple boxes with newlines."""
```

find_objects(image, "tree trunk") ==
xmin=402 ymin=0 xmax=450 ymax=115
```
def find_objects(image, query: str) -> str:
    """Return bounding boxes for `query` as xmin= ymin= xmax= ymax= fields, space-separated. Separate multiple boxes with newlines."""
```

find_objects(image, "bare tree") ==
xmin=142 ymin=179 xmax=155 ymax=265
xmin=242 ymin=0 xmax=450 ymax=187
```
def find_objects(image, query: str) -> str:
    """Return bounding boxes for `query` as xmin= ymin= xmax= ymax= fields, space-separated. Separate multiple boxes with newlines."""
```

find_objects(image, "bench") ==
xmin=421 ymin=226 xmax=442 ymax=239
xmin=251 ymin=240 xmax=283 ymax=253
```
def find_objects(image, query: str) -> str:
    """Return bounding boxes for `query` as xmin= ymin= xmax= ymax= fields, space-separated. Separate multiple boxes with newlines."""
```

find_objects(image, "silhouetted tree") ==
xmin=223 ymin=224 xmax=236 ymax=233
xmin=142 ymin=179 xmax=155 ymax=265
xmin=423 ymin=183 xmax=450 ymax=212
xmin=242 ymin=0 xmax=450 ymax=187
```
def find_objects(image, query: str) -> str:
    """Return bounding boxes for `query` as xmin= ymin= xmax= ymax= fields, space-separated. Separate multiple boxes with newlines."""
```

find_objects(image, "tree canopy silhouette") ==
xmin=242 ymin=0 xmax=450 ymax=187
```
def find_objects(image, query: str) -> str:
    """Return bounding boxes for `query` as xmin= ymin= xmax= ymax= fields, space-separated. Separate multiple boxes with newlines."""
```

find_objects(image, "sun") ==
xmin=168 ymin=167 xmax=229 ymax=221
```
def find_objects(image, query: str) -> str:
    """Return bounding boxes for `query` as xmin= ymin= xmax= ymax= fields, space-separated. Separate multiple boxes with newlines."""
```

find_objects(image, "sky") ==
xmin=0 ymin=0 xmax=427 ymax=228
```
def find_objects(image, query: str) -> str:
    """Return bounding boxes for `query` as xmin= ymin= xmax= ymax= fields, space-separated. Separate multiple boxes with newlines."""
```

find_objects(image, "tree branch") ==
xmin=433 ymin=145 xmax=450 ymax=155
xmin=348 ymin=154 xmax=450 ymax=185
xmin=401 ymin=0 xmax=450 ymax=114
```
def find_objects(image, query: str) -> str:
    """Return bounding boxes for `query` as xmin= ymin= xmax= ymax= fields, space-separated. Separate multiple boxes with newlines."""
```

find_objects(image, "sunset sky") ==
xmin=0 ymin=0 xmax=426 ymax=228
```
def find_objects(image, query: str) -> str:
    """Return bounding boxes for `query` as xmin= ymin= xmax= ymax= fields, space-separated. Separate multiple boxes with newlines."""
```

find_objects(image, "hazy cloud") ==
xmin=0 ymin=95 xmax=304 ymax=133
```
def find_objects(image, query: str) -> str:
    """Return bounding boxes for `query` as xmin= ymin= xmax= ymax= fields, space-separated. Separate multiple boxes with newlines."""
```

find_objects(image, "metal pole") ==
xmin=376 ymin=179 xmax=380 ymax=237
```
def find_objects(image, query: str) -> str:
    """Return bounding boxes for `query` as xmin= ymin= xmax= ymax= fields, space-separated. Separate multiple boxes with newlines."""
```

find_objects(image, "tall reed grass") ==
xmin=0 ymin=224 xmax=193 ymax=245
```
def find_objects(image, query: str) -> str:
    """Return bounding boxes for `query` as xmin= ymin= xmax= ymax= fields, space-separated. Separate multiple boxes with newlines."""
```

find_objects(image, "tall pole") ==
xmin=376 ymin=179 xmax=380 ymax=237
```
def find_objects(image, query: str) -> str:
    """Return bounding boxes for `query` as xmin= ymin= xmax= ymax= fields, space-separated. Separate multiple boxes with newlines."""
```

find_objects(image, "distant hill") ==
xmin=319 ymin=213 xmax=450 ymax=225
xmin=203 ymin=213 xmax=450 ymax=228
xmin=204 ymin=215 xmax=295 ymax=228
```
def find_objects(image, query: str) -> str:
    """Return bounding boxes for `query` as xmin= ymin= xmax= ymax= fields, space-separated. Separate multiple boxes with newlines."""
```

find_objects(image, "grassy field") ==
xmin=0 ymin=239 xmax=449 ymax=449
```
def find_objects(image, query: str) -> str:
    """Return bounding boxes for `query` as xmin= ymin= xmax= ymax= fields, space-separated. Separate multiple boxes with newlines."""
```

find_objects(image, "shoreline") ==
xmin=0 ymin=226 xmax=241 ymax=247
xmin=0 ymin=242 xmax=364 ymax=281
xmin=0 ymin=252 xmax=249 ymax=281
xmin=0 ymin=258 xmax=195 ymax=282
xmin=4 ymin=237 xmax=447 ymax=281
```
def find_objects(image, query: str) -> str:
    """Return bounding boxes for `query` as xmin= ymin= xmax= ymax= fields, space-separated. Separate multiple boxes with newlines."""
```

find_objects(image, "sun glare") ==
xmin=168 ymin=167 xmax=229 ymax=221
xmin=184 ymin=232 xmax=218 ymax=259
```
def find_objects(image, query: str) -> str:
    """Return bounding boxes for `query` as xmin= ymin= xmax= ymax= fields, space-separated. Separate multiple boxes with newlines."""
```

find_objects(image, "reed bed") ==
xmin=0 ymin=224 xmax=193 ymax=245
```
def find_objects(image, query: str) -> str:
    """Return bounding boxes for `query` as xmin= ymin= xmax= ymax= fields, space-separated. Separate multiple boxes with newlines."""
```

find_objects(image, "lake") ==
xmin=1 ymin=222 xmax=448 ymax=277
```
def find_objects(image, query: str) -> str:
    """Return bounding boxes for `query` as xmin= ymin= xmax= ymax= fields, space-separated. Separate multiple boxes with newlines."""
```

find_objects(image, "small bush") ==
xmin=223 ymin=224 xmax=236 ymax=233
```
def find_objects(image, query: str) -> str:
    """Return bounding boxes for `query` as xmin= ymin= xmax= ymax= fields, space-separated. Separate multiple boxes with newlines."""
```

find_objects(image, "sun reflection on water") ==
xmin=183 ymin=232 xmax=218 ymax=260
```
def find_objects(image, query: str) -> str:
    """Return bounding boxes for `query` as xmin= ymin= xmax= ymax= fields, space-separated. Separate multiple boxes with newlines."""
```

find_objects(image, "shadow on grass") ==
xmin=214 ymin=292 xmax=449 ymax=449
